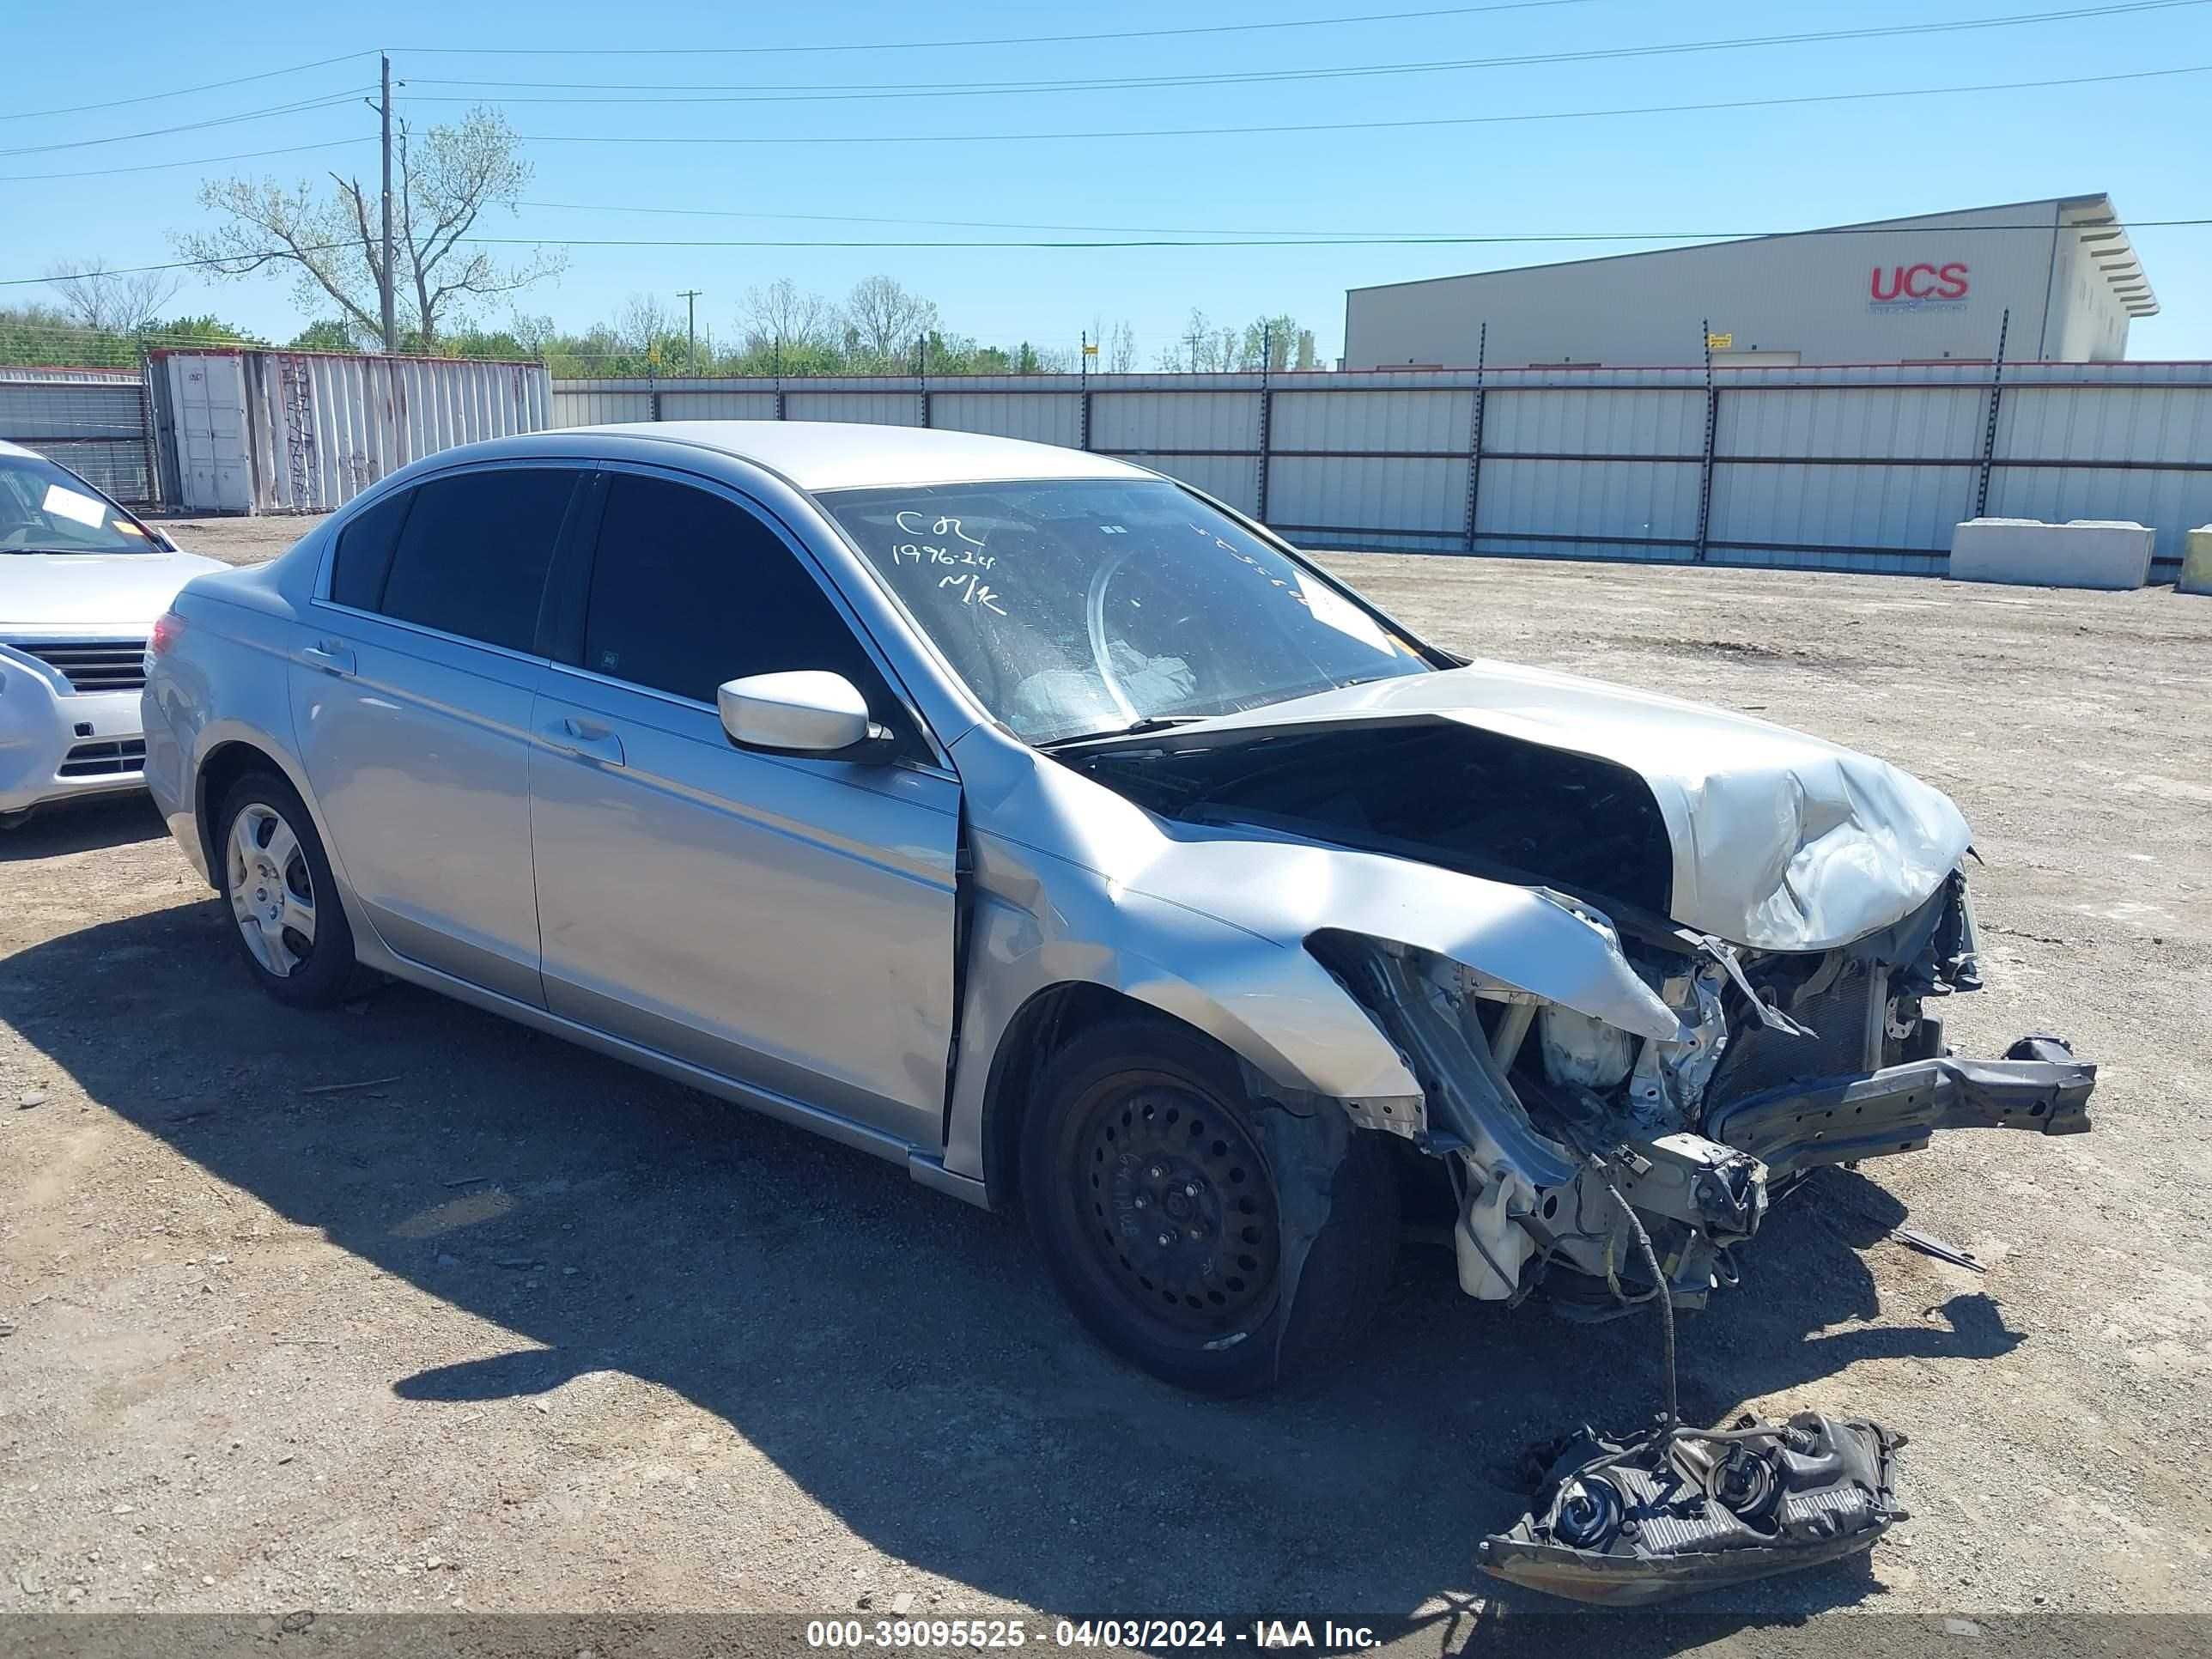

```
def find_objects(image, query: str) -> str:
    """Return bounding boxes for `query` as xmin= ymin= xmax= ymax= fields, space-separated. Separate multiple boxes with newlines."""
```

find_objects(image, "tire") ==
xmin=214 ymin=770 xmax=361 ymax=1008
xmin=1022 ymin=1012 xmax=1397 ymax=1395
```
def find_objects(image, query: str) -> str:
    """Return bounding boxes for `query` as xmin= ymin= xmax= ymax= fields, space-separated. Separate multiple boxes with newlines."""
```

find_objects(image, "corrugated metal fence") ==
xmin=9 ymin=356 xmax=2204 ymax=571
xmin=552 ymin=363 xmax=2212 ymax=579
xmin=0 ymin=367 xmax=154 ymax=502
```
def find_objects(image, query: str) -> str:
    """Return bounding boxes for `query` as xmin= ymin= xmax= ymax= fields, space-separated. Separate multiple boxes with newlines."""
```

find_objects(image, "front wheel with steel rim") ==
xmin=1022 ymin=1012 xmax=1398 ymax=1395
xmin=215 ymin=772 xmax=359 ymax=1007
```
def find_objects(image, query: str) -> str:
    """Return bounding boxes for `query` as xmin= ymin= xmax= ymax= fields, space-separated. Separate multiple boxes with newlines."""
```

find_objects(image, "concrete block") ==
xmin=2180 ymin=525 xmax=2212 ymax=596
xmin=1949 ymin=518 xmax=2154 ymax=591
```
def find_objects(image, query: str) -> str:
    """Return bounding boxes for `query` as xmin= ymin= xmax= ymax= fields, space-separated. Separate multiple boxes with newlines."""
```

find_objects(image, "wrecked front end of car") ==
xmin=1310 ymin=865 xmax=2094 ymax=1315
xmin=1061 ymin=685 xmax=2098 ymax=1319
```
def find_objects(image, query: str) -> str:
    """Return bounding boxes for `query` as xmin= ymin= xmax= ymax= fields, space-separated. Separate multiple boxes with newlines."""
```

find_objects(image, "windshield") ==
xmin=0 ymin=453 xmax=155 ymax=555
xmin=821 ymin=478 xmax=1433 ymax=744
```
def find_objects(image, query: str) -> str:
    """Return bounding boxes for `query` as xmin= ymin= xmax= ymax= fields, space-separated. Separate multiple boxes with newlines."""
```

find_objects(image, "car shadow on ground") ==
xmin=3 ymin=899 xmax=2024 ymax=1638
xmin=0 ymin=794 xmax=167 ymax=860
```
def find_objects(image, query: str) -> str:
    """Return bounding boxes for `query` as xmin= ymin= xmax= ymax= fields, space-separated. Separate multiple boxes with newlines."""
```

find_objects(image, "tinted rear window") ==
xmin=377 ymin=468 xmax=576 ymax=652
xmin=329 ymin=489 xmax=412 ymax=611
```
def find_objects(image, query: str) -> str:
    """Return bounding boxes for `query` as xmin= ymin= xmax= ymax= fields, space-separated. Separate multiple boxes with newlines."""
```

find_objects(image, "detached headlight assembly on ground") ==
xmin=1478 ymin=1411 xmax=1908 ymax=1606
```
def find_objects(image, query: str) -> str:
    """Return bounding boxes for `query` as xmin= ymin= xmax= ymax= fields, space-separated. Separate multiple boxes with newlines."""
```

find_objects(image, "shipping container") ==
xmin=149 ymin=349 xmax=551 ymax=514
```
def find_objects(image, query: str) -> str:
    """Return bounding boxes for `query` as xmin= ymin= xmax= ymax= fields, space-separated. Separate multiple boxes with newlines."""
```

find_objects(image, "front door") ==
xmin=526 ymin=469 xmax=962 ymax=1149
xmin=292 ymin=463 xmax=584 ymax=1005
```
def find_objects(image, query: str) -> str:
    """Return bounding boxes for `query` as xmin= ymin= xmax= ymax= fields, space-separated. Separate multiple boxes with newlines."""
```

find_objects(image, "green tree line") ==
xmin=0 ymin=305 xmax=263 ymax=369
xmin=5 ymin=282 xmax=1317 ymax=380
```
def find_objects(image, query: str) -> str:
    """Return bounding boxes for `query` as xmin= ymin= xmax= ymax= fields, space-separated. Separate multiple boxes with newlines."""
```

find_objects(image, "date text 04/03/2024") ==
xmin=805 ymin=1619 xmax=1382 ymax=1650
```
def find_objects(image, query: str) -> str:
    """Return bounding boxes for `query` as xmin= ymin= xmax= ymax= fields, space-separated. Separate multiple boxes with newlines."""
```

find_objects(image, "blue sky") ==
xmin=5 ymin=0 xmax=2210 ymax=362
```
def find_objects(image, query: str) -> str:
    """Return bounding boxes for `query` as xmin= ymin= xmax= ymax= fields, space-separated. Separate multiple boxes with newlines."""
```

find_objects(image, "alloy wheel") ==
xmin=227 ymin=802 xmax=317 ymax=977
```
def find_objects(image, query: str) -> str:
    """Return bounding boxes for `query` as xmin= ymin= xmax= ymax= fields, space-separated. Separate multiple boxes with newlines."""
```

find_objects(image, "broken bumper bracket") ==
xmin=1701 ymin=1051 xmax=2095 ymax=1181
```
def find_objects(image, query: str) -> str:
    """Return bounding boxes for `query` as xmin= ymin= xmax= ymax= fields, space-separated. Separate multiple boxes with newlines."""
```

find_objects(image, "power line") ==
xmin=393 ymin=0 xmax=1604 ymax=57
xmin=7 ymin=216 xmax=2209 ymax=290
xmin=507 ymin=115 xmax=2197 ymax=231
xmin=518 ymin=201 xmax=1415 ymax=238
xmin=502 ymin=63 xmax=2212 ymax=149
xmin=0 ymin=6 xmax=2187 ymax=170
xmin=0 ymin=52 xmax=376 ymax=124
xmin=0 ymin=61 xmax=2193 ymax=181
xmin=0 ymin=89 xmax=378 ymax=161
xmin=396 ymin=0 xmax=2209 ymax=105
xmin=453 ymin=222 xmax=2212 ymax=251
xmin=0 ymin=139 xmax=374 ymax=185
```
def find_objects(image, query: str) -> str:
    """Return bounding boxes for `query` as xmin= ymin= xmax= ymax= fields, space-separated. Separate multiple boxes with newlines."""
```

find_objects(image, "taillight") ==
xmin=145 ymin=610 xmax=184 ymax=678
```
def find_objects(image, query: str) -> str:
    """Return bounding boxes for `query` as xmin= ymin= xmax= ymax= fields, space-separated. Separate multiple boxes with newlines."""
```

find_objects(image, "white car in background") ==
xmin=0 ymin=440 xmax=222 ymax=827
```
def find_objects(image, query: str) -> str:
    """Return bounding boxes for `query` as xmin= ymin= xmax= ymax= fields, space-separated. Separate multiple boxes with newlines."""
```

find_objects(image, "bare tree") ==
xmin=1178 ymin=310 xmax=1207 ymax=371
xmin=740 ymin=278 xmax=836 ymax=358
xmin=43 ymin=259 xmax=182 ymax=336
xmin=617 ymin=292 xmax=679 ymax=353
xmin=1108 ymin=319 xmax=1138 ymax=373
xmin=843 ymin=275 xmax=939 ymax=364
xmin=174 ymin=108 xmax=562 ymax=349
xmin=1161 ymin=309 xmax=1239 ymax=372
xmin=1085 ymin=313 xmax=1139 ymax=374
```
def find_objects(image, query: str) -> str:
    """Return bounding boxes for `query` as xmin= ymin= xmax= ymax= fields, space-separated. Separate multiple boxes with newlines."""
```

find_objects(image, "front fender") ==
xmin=944 ymin=723 xmax=1686 ymax=1188
xmin=941 ymin=824 xmax=1428 ymax=1186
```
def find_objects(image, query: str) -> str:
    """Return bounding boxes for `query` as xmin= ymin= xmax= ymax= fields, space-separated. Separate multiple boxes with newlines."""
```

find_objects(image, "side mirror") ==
xmin=717 ymin=671 xmax=891 ymax=759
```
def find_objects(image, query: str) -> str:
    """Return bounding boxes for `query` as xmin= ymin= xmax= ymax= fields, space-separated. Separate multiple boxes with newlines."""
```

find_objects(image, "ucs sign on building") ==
xmin=1344 ymin=195 xmax=2154 ymax=369
xmin=1869 ymin=263 xmax=1973 ymax=308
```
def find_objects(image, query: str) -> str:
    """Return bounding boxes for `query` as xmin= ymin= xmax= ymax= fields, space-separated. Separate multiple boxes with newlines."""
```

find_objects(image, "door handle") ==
xmin=300 ymin=641 xmax=356 ymax=677
xmin=545 ymin=714 xmax=625 ymax=768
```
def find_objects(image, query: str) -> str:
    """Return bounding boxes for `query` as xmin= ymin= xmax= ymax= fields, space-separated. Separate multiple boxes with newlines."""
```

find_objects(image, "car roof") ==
xmin=563 ymin=420 xmax=1150 ymax=493
xmin=0 ymin=439 xmax=40 ymax=460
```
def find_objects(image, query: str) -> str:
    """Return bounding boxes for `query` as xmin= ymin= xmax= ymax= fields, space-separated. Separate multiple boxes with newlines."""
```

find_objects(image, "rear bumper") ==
xmin=0 ymin=658 xmax=146 ymax=815
xmin=1702 ymin=1052 xmax=2095 ymax=1181
xmin=139 ymin=679 xmax=209 ymax=881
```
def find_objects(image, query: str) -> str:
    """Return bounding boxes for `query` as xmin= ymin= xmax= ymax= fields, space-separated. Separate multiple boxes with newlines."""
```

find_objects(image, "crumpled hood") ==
xmin=1 ymin=549 xmax=226 ymax=635
xmin=1132 ymin=659 xmax=1972 ymax=953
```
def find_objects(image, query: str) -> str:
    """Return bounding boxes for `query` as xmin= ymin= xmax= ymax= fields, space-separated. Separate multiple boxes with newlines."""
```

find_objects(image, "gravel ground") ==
xmin=3 ymin=518 xmax=2209 ymax=1639
xmin=150 ymin=514 xmax=319 ymax=569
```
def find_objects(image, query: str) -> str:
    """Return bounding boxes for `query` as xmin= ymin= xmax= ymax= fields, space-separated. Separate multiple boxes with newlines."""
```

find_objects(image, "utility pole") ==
xmin=378 ymin=54 xmax=396 ymax=355
xmin=678 ymin=289 xmax=702 ymax=370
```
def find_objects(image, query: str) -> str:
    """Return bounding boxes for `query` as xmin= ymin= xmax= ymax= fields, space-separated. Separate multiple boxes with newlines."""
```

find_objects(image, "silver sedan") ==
xmin=143 ymin=422 xmax=2094 ymax=1394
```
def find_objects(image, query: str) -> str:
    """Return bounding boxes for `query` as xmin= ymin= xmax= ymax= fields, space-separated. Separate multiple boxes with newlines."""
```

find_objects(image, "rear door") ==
xmin=526 ymin=467 xmax=962 ymax=1149
xmin=293 ymin=462 xmax=586 ymax=1005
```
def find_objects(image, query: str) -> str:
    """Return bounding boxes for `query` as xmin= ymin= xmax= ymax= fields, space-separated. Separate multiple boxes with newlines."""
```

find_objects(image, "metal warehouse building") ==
xmin=1343 ymin=194 xmax=2157 ymax=369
